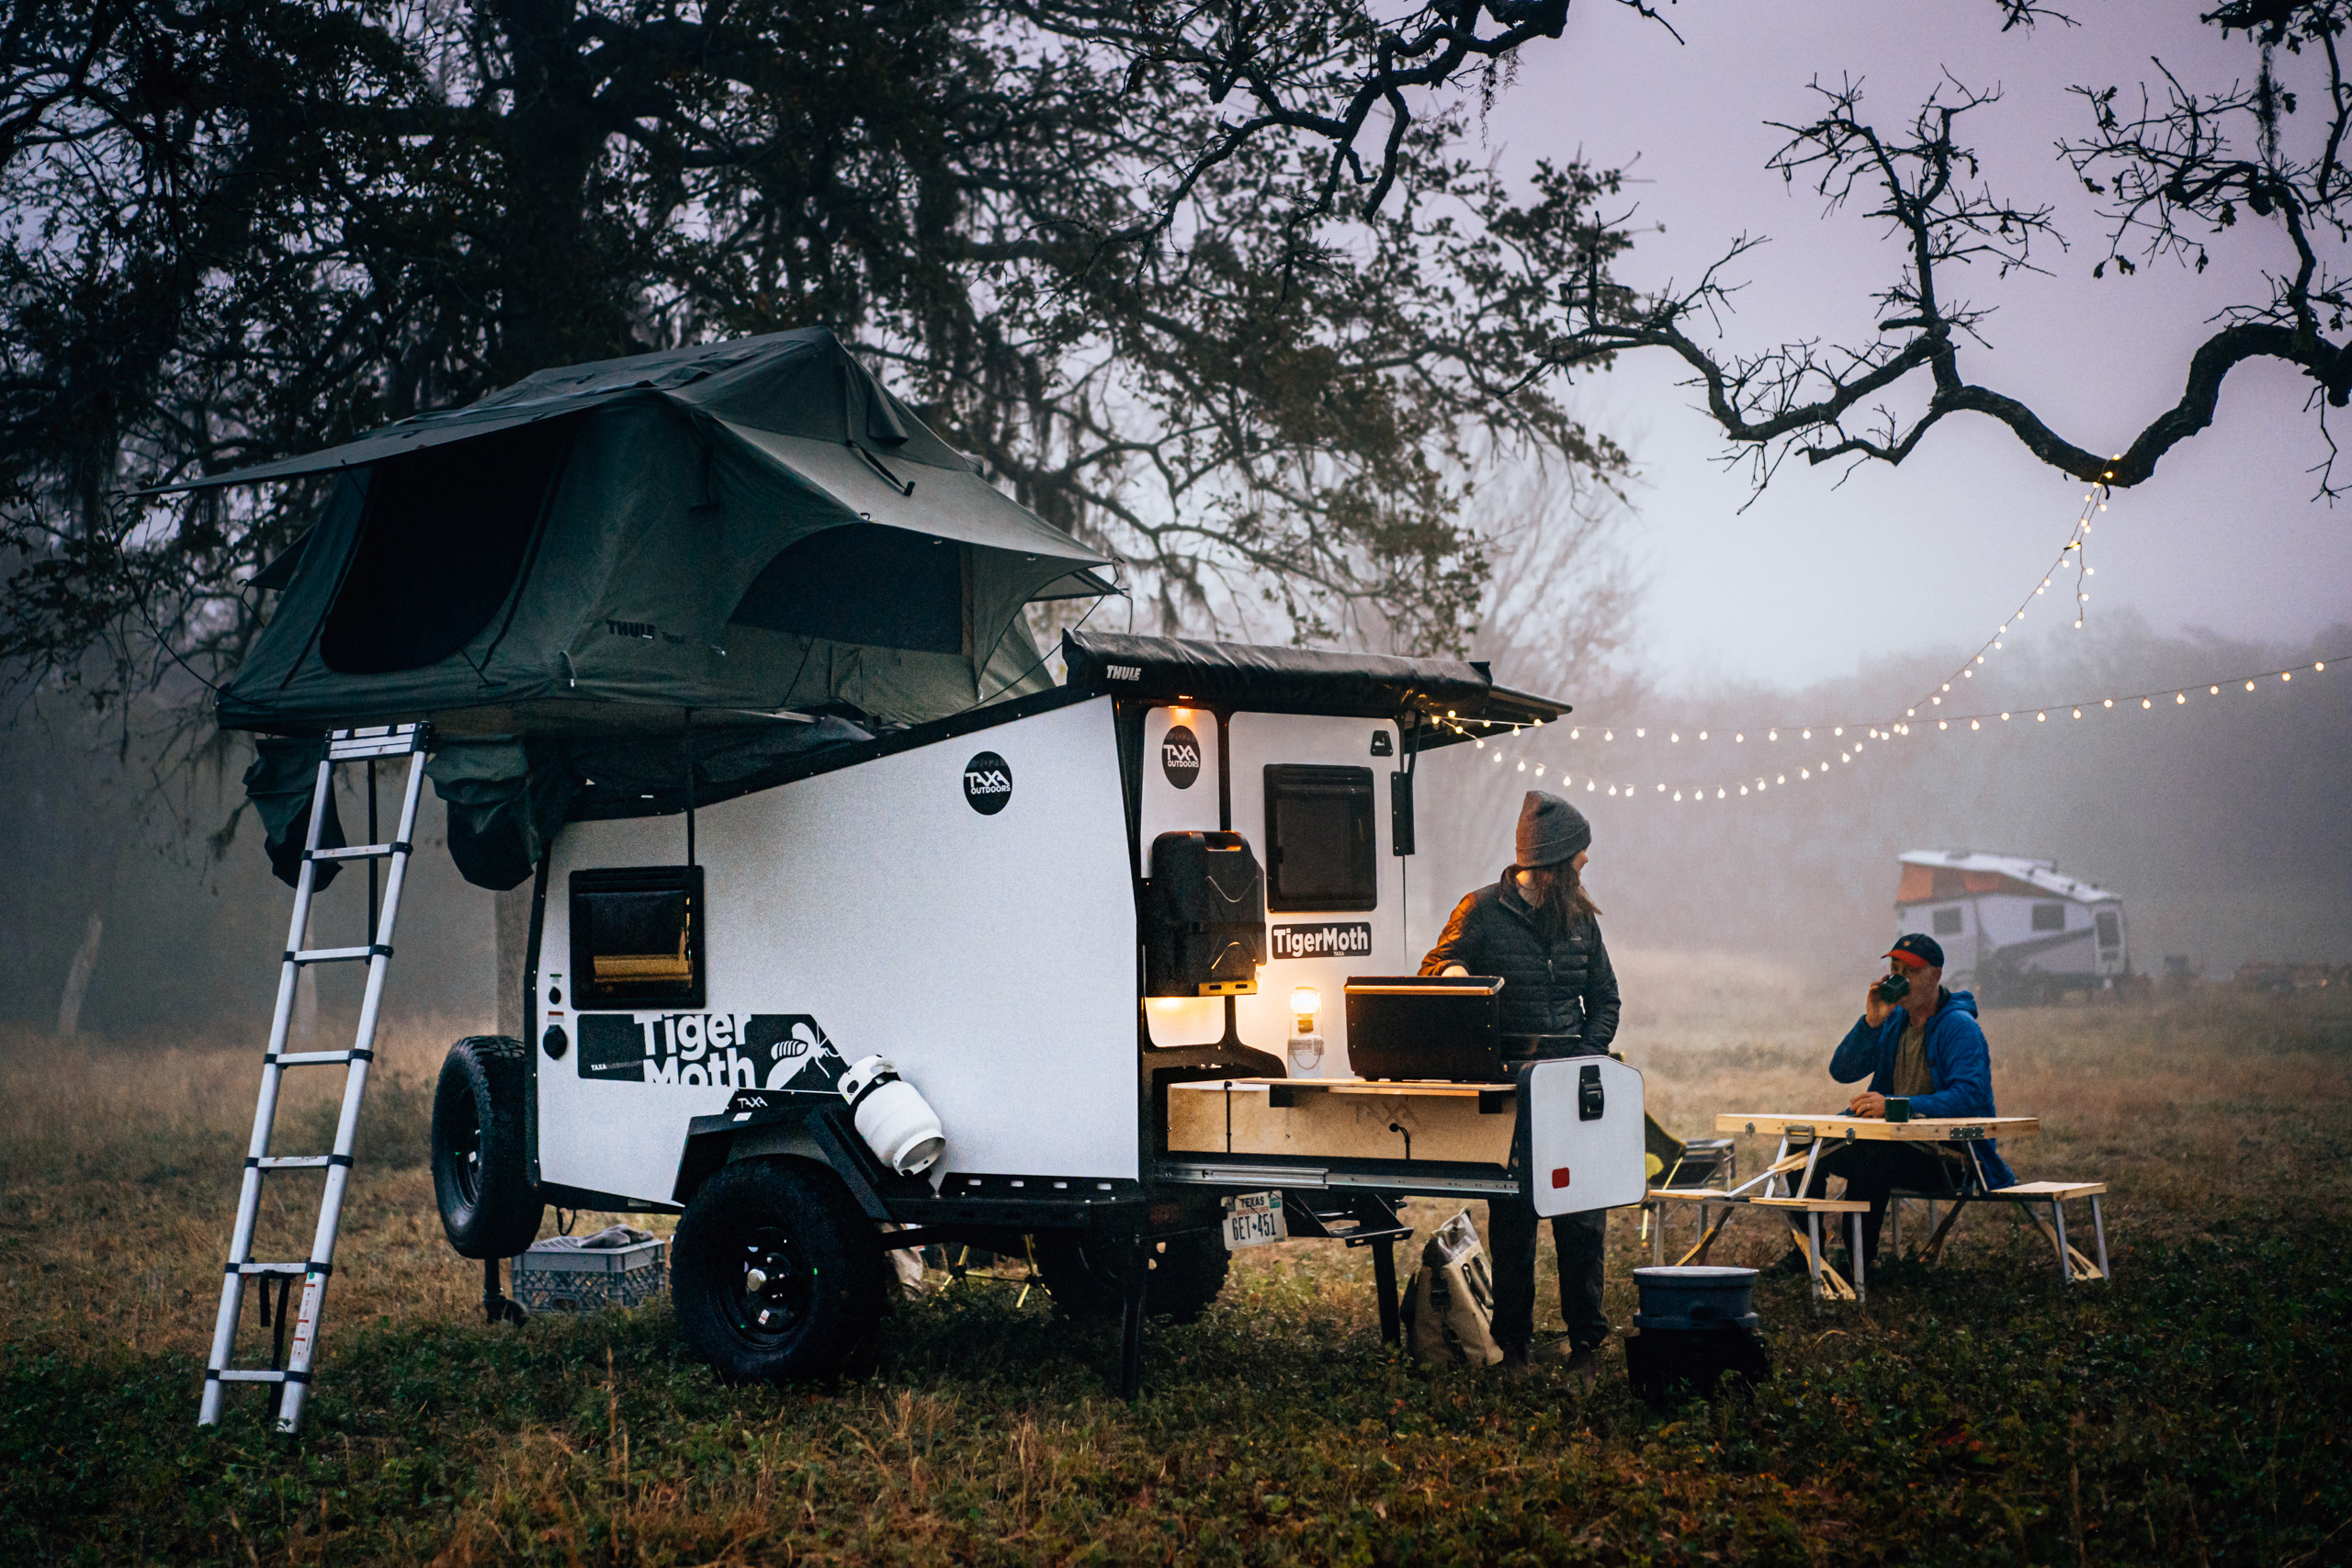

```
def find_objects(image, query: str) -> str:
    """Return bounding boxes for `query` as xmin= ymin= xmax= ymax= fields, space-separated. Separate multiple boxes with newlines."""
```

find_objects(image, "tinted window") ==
xmin=729 ymin=523 xmax=965 ymax=653
xmin=571 ymin=865 xmax=704 ymax=1010
xmin=1263 ymin=764 xmax=1375 ymax=911
xmin=2095 ymin=910 xmax=2120 ymax=947
xmin=320 ymin=421 xmax=572 ymax=673
xmin=2031 ymin=902 xmax=2067 ymax=931
xmin=1931 ymin=907 xmax=1962 ymax=936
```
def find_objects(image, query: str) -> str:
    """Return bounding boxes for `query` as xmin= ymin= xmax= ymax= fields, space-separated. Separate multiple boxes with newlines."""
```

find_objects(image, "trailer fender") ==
xmin=674 ymin=1091 xmax=911 ymax=1219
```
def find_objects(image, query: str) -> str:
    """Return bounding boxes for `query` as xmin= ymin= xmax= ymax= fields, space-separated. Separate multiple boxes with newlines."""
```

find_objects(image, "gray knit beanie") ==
xmin=1514 ymin=790 xmax=1591 ymax=868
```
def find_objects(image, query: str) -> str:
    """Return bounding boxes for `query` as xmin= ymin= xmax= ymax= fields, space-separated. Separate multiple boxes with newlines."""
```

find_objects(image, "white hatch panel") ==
xmin=1525 ymin=1056 xmax=1646 ymax=1217
xmin=1139 ymin=703 xmax=1227 ymax=1048
xmin=1226 ymin=712 xmax=1407 ymax=1077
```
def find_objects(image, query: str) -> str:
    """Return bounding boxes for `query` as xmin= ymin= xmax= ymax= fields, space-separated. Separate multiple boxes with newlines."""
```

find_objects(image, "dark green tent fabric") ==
xmin=243 ymin=737 xmax=346 ymax=889
xmin=189 ymin=330 xmax=1114 ymax=738
xmin=424 ymin=739 xmax=581 ymax=892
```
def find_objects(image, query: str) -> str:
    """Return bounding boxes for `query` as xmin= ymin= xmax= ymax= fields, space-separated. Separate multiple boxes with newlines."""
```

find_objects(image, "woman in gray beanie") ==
xmin=1419 ymin=790 xmax=1622 ymax=1376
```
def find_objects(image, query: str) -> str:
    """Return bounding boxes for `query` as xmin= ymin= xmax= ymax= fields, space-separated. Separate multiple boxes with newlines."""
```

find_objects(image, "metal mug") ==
xmin=1884 ymin=1096 xmax=1912 ymax=1123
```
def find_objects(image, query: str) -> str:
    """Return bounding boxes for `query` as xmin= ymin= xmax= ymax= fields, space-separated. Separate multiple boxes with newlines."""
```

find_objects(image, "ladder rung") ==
xmin=289 ymin=945 xmax=390 ymax=965
xmin=327 ymin=725 xmax=425 ymax=760
xmin=254 ymin=1155 xmax=338 ymax=1170
xmin=234 ymin=1262 xmax=312 ymax=1277
xmin=309 ymin=841 xmax=410 ymax=863
xmin=215 ymin=1369 xmax=293 ymax=1384
xmin=273 ymin=1049 xmax=368 ymax=1066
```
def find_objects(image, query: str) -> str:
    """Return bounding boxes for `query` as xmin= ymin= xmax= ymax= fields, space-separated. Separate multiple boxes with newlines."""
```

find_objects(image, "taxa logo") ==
xmin=1160 ymin=724 xmax=1203 ymax=789
xmin=575 ymin=1012 xmax=848 ymax=1091
xmin=963 ymin=750 xmax=1012 ymax=814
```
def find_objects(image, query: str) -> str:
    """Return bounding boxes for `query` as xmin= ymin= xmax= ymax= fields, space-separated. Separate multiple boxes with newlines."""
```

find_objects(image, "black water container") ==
xmin=1623 ymin=1266 xmax=1771 ymax=1400
xmin=1143 ymin=831 xmax=1268 ymax=997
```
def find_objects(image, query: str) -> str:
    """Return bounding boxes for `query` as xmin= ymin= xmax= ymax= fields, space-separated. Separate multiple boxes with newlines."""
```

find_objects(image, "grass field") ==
xmin=3 ymin=953 xmax=2348 ymax=1565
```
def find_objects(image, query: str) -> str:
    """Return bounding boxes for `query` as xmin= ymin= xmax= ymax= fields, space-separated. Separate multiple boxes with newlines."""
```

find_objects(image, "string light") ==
xmin=1442 ymin=653 xmax=2339 ymax=807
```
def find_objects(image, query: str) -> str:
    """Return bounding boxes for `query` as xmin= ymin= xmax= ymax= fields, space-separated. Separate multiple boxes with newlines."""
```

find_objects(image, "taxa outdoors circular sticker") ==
xmin=962 ymin=750 xmax=1013 ymax=814
xmin=1160 ymin=724 xmax=1203 ymax=789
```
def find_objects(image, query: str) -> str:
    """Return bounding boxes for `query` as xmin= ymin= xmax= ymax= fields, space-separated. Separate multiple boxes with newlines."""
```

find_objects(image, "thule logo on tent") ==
xmin=962 ymin=751 xmax=1013 ymax=815
xmin=606 ymin=619 xmax=657 ymax=639
xmin=1107 ymin=664 xmax=1142 ymax=681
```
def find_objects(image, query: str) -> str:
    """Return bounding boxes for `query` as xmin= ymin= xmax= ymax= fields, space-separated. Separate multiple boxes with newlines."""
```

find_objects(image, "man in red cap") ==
xmin=1782 ymin=932 xmax=2014 ymax=1272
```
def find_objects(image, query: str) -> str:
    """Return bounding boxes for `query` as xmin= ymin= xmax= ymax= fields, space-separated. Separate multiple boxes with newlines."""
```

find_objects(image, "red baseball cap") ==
xmin=1884 ymin=933 xmax=1944 ymax=969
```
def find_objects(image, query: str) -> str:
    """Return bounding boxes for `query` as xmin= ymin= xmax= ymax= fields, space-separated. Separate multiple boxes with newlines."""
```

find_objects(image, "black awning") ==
xmin=1060 ymin=630 xmax=1569 ymax=745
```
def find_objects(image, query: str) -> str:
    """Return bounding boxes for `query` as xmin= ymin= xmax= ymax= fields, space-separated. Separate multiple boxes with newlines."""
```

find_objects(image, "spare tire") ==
xmin=432 ymin=1034 xmax=544 ymax=1258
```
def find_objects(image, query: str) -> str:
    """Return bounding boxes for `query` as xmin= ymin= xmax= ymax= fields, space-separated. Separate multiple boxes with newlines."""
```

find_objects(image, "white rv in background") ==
xmin=1894 ymin=850 xmax=2131 ymax=1004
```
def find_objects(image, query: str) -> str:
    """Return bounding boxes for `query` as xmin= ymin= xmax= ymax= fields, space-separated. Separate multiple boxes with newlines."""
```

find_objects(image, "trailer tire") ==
xmin=1033 ymin=1229 xmax=1229 ymax=1325
xmin=672 ymin=1158 xmax=885 ymax=1384
xmin=431 ymin=1035 xmax=545 ymax=1259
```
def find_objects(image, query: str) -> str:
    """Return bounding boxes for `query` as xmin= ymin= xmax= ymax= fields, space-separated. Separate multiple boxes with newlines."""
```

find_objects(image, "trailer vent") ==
xmin=570 ymin=865 xmax=705 ymax=1010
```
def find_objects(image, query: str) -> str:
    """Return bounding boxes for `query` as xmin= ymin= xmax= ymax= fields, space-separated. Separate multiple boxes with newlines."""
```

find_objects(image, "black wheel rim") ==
xmin=447 ymin=1106 xmax=486 ymax=1208
xmin=726 ymin=1224 xmax=814 ymax=1345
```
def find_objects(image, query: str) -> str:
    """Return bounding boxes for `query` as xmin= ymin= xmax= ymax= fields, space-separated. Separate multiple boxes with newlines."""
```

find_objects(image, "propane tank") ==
xmin=838 ymin=1055 xmax=946 ymax=1175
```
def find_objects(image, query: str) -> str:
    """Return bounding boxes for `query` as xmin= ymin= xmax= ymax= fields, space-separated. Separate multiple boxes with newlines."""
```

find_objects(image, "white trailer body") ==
xmin=1893 ymin=849 xmax=2130 ymax=1001
xmin=483 ymin=632 xmax=1641 ymax=1390
xmin=536 ymin=695 xmax=1143 ymax=1206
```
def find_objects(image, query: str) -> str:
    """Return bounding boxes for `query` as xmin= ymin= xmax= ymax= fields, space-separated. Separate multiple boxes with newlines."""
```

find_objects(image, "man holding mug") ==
xmin=1786 ymin=933 xmax=2015 ymax=1272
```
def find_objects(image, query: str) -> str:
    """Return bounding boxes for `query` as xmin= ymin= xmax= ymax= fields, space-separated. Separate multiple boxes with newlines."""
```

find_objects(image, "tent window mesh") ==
xmin=319 ymin=422 xmax=572 ymax=674
xmin=570 ymin=866 xmax=704 ymax=1010
xmin=2031 ymin=902 xmax=2067 ymax=931
xmin=729 ymin=524 xmax=965 ymax=653
xmin=1263 ymin=764 xmax=1376 ymax=911
xmin=1931 ymin=907 xmax=1962 ymax=936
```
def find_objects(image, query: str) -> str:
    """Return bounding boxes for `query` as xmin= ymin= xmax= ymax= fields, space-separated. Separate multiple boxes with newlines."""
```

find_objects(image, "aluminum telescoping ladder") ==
xmin=199 ymin=723 xmax=429 ymax=1433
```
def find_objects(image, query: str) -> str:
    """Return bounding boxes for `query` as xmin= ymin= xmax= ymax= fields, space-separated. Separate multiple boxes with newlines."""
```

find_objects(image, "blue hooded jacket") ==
xmin=1829 ymin=988 xmax=2015 ymax=1189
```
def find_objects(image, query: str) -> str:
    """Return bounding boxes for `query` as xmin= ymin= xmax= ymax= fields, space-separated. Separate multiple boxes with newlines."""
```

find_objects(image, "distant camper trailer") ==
xmin=1894 ymin=850 xmax=2130 ymax=1005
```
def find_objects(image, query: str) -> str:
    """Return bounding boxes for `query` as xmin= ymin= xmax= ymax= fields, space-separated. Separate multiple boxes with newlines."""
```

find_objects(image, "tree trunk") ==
xmin=55 ymin=911 xmax=103 ymax=1039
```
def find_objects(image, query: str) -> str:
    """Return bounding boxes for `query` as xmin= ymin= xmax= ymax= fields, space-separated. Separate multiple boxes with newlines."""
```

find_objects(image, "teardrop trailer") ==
xmin=175 ymin=329 xmax=1647 ymax=1425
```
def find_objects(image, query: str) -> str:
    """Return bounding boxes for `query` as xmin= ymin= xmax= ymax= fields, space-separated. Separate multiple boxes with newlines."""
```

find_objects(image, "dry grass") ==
xmin=2 ymin=964 xmax=2348 ymax=1565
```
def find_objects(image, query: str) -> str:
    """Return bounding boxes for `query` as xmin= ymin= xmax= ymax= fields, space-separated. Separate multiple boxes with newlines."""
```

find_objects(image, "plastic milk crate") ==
xmin=511 ymin=1232 xmax=669 ymax=1314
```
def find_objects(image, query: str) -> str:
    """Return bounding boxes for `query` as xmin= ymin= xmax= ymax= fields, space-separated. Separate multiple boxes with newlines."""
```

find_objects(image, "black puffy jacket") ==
xmin=1419 ymin=876 xmax=1621 ymax=1055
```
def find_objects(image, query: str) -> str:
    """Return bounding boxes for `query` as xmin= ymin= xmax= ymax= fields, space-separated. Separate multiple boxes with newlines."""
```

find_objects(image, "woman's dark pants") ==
xmin=1487 ymin=1202 xmax=1609 ymax=1352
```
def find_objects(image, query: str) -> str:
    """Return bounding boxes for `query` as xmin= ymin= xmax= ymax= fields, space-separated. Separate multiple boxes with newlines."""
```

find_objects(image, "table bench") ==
xmin=1647 ymin=1186 xmax=1872 ymax=1302
xmin=1890 ymin=1179 xmax=2109 ymax=1283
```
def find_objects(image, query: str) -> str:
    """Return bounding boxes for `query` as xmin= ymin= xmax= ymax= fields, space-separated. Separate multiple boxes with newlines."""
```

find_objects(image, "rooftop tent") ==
xmin=184 ymin=329 xmax=1116 ymax=738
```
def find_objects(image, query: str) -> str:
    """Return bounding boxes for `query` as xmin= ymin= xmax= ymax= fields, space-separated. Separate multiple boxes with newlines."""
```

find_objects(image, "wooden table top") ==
xmin=1715 ymin=1111 xmax=2039 ymax=1142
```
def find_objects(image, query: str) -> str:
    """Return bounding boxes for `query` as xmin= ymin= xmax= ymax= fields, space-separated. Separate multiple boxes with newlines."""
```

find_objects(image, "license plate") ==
xmin=1222 ymin=1190 xmax=1287 ymax=1251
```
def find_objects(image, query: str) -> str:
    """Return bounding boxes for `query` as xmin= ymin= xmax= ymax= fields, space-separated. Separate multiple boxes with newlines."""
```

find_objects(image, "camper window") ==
xmin=1262 ymin=764 xmax=1376 ymax=912
xmin=319 ymin=421 xmax=572 ymax=674
xmin=2031 ymin=902 xmax=2067 ymax=931
xmin=1931 ymin=907 xmax=1962 ymax=936
xmin=570 ymin=866 xmax=705 ymax=1010
xmin=2096 ymin=910 xmax=2121 ymax=948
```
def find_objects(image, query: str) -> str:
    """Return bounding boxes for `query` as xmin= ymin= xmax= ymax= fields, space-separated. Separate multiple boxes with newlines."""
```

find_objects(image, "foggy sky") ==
xmin=1485 ymin=2 xmax=2352 ymax=691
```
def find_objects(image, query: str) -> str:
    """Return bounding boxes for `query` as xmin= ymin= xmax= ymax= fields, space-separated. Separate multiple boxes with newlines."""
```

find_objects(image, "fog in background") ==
xmin=6 ymin=605 xmax=2344 ymax=1042
xmin=6 ymin=3 xmax=2350 ymax=1039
